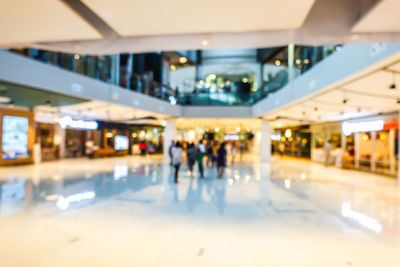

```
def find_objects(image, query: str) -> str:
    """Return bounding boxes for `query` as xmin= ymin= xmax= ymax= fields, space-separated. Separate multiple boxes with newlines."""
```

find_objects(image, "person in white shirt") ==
xmin=171 ymin=141 xmax=183 ymax=183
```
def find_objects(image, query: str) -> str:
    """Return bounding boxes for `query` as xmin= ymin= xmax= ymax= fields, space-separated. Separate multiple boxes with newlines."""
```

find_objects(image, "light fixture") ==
xmin=295 ymin=59 xmax=301 ymax=64
xmin=304 ymin=59 xmax=310 ymax=64
xmin=389 ymin=73 xmax=396 ymax=91
xmin=0 ymin=96 xmax=11 ymax=103
xmin=284 ymin=129 xmax=292 ymax=138
xmin=275 ymin=59 xmax=281 ymax=66
xmin=242 ymin=77 xmax=248 ymax=83
xmin=215 ymin=127 xmax=220 ymax=132
xmin=342 ymin=98 xmax=348 ymax=104
xmin=179 ymin=57 xmax=187 ymax=64
xmin=209 ymin=74 xmax=216 ymax=80
xmin=202 ymin=40 xmax=208 ymax=46
xmin=74 ymin=54 xmax=80 ymax=60
xmin=169 ymin=64 xmax=176 ymax=71
xmin=236 ymin=127 xmax=240 ymax=132
xmin=226 ymin=80 xmax=231 ymax=85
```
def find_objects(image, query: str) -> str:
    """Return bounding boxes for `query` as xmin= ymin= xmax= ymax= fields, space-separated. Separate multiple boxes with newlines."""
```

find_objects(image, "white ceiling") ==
xmin=0 ymin=0 xmax=101 ymax=46
xmin=82 ymin=0 xmax=315 ymax=37
xmin=264 ymin=57 xmax=400 ymax=128
xmin=352 ymin=0 xmax=400 ymax=33
xmin=34 ymin=100 xmax=165 ymax=123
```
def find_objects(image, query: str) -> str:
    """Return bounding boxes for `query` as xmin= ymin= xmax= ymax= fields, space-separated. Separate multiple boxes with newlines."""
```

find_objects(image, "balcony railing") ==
xmin=10 ymin=45 xmax=337 ymax=106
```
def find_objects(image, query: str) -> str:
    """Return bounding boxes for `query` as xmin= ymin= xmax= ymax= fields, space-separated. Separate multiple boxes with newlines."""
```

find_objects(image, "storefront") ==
xmin=35 ymin=122 xmax=59 ymax=161
xmin=0 ymin=107 xmax=35 ymax=166
xmin=272 ymin=126 xmax=311 ymax=159
xmin=130 ymin=125 xmax=163 ymax=155
xmin=311 ymin=114 xmax=398 ymax=177
xmin=341 ymin=116 xmax=398 ymax=176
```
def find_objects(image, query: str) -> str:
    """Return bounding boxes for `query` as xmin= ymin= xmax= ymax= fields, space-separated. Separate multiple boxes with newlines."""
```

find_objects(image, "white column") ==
xmin=355 ymin=132 xmax=360 ymax=169
xmin=260 ymin=120 xmax=271 ymax=163
xmin=389 ymin=129 xmax=395 ymax=175
xmin=163 ymin=119 xmax=176 ymax=162
xmin=54 ymin=123 xmax=65 ymax=159
xmin=371 ymin=131 xmax=376 ymax=172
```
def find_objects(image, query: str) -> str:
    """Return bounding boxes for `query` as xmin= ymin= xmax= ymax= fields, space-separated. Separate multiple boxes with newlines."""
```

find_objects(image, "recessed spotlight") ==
xmin=342 ymin=98 xmax=348 ymax=104
xmin=179 ymin=57 xmax=187 ymax=64
xmin=275 ymin=59 xmax=281 ymax=66
xmin=397 ymin=98 xmax=400 ymax=105
xmin=389 ymin=83 xmax=396 ymax=90
xmin=202 ymin=40 xmax=208 ymax=46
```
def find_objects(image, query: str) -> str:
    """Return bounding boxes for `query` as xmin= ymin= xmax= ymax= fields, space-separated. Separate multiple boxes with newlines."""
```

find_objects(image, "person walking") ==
xmin=230 ymin=142 xmax=237 ymax=165
xmin=216 ymin=142 xmax=227 ymax=178
xmin=197 ymin=140 xmax=206 ymax=178
xmin=187 ymin=143 xmax=197 ymax=177
xmin=171 ymin=141 xmax=183 ymax=183
xmin=324 ymin=139 xmax=332 ymax=167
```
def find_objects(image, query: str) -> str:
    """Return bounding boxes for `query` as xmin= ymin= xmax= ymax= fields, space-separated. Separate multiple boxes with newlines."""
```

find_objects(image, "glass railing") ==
xmin=258 ymin=45 xmax=338 ymax=99
xmin=10 ymin=48 xmax=179 ymax=105
xmin=10 ymin=45 xmax=338 ymax=106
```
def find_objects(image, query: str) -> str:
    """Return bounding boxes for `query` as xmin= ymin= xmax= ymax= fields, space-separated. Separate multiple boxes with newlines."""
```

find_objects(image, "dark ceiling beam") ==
xmin=61 ymin=0 xmax=120 ymax=39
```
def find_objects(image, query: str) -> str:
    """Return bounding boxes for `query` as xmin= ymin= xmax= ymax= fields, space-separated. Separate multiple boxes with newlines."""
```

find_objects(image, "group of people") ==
xmin=169 ymin=140 xmax=239 ymax=184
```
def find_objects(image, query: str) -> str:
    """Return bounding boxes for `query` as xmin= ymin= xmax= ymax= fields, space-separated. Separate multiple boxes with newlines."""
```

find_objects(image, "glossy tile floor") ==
xmin=0 ymin=155 xmax=400 ymax=267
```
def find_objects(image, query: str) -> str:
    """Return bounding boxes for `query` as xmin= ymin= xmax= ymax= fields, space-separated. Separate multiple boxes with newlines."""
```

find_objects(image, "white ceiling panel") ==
xmin=352 ymin=0 xmax=400 ymax=33
xmin=0 ymin=0 xmax=101 ymax=46
xmin=82 ymin=0 xmax=315 ymax=37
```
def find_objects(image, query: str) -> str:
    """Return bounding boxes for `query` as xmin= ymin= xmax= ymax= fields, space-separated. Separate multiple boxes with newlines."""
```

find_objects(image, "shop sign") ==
xmin=342 ymin=120 xmax=384 ymax=136
xmin=59 ymin=116 xmax=98 ymax=130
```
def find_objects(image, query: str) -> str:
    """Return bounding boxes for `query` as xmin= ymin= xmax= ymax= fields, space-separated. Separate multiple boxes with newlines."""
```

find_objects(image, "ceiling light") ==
xmin=236 ymin=127 xmax=240 ymax=132
xmin=295 ymin=59 xmax=301 ymax=64
xmin=209 ymin=74 xmax=216 ymax=79
xmin=342 ymin=98 xmax=348 ymax=104
xmin=169 ymin=64 xmax=176 ymax=71
xmin=275 ymin=59 xmax=281 ymax=66
xmin=202 ymin=40 xmax=208 ymax=46
xmin=242 ymin=77 xmax=248 ymax=83
xmin=226 ymin=80 xmax=231 ymax=85
xmin=179 ymin=57 xmax=187 ymax=64
xmin=215 ymin=127 xmax=220 ymax=132
xmin=74 ymin=54 xmax=80 ymax=60
xmin=304 ymin=59 xmax=310 ymax=64
xmin=0 ymin=96 xmax=11 ymax=103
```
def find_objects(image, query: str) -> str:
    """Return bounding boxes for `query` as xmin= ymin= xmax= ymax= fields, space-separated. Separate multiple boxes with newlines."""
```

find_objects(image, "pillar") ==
xmin=54 ymin=123 xmax=65 ymax=159
xmin=371 ymin=131 xmax=376 ymax=172
xmin=260 ymin=120 xmax=271 ymax=163
xmin=163 ymin=119 xmax=176 ymax=162
xmin=389 ymin=129 xmax=395 ymax=175
xmin=288 ymin=43 xmax=295 ymax=99
xmin=355 ymin=132 xmax=360 ymax=169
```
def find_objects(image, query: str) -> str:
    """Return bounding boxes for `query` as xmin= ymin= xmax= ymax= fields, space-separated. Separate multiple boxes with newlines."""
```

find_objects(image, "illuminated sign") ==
xmin=342 ymin=120 xmax=384 ymax=136
xmin=59 ymin=116 xmax=98 ymax=130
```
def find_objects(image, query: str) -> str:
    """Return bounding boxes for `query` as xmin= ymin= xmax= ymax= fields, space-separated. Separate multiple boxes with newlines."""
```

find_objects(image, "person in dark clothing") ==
xmin=216 ymin=142 xmax=227 ymax=178
xmin=187 ymin=143 xmax=197 ymax=177
xmin=171 ymin=141 xmax=183 ymax=184
xmin=197 ymin=140 xmax=206 ymax=178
